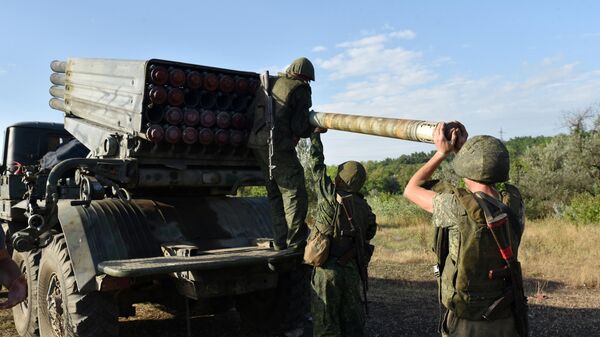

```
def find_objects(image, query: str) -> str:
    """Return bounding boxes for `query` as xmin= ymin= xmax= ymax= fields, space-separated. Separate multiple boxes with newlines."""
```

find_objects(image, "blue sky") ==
xmin=1 ymin=1 xmax=599 ymax=163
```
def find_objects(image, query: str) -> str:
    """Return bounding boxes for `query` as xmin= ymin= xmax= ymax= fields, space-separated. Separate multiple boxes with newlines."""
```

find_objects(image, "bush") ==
xmin=565 ymin=193 xmax=600 ymax=224
xmin=367 ymin=193 xmax=430 ymax=226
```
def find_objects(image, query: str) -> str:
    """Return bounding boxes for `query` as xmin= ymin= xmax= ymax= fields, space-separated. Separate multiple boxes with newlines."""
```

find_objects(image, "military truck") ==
xmin=7 ymin=58 xmax=311 ymax=337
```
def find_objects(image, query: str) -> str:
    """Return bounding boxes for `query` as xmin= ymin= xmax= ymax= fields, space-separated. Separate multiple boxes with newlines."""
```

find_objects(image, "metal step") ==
xmin=98 ymin=246 xmax=301 ymax=278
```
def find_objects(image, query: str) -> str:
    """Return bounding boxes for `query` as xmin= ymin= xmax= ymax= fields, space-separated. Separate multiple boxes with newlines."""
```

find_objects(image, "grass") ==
xmin=369 ymin=214 xmax=600 ymax=289
xmin=519 ymin=218 xmax=600 ymax=288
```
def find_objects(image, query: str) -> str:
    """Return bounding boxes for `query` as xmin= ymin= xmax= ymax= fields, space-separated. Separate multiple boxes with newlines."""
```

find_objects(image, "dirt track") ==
xmin=2 ymin=261 xmax=599 ymax=337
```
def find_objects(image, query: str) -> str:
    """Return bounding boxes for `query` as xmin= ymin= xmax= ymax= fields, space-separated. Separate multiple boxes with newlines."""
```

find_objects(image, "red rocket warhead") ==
xmin=182 ymin=127 xmax=198 ymax=145
xmin=215 ymin=129 xmax=230 ymax=146
xmin=219 ymin=75 xmax=235 ymax=93
xmin=169 ymin=68 xmax=186 ymax=87
xmin=198 ymin=128 xmax=214 ymax=145
xmin=165 ymin=107 xmax=183 ymax=125
xmin=204 ymin=73 xmax=219 ymax=92
xmin=164 ymin=125 xmax=182 ymax=144
xmin=183 ymin=108 xmax=200 ymax=126
xmin=216 ymin=111 xmax=231 ymax=129
xmin=231 ymin=113 xmax=246 ymax=130
xmin=186 ymin=71 xmax=203 ymax=89
xmin=230 ymin=130 xmax=245 ymax=147
xmin=148 ymin=85 xmax=167 ymax=105
xmin=150 ymin=65 xmax=168 ymax=86
xmin=167 ymin=88 xmax=185 ymax=106
xmin=146 ymin=125 xmax=165 ymax=143
xmin=235 ymin=77 xmax=249 ymax=94
xmin=200 ymin=110 xmax=216 ymax=128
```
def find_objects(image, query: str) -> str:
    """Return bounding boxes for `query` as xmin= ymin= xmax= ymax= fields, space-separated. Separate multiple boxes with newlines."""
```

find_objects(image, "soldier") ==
xmin=247 ymin=57 xmax=315 ymax=251
xmin=0 ymin=229 xmax=27 ymax=309
xmin=247 ymin=57 xmax=315 ymax=337
xmin=403 ymin=123 xmax=528 ymax=337
xmin=307 ymin=128 xmax=377 ymax=337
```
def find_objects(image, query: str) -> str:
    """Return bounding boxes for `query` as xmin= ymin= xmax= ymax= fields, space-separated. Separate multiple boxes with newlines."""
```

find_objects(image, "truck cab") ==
xmin=1 ymin=122 xmax=73 ymax=230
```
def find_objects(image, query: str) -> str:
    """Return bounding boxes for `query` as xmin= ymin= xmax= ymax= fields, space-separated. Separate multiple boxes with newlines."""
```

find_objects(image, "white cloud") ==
xmin=336 ymin=34 xmax=387 ymax=48
xmin=312 ymin=46 xmax=327 ymax=53
xmin=389 ymin=30 xmax=416 ymax=40
xmin=313 ymin=31 xmax=600 ymax=163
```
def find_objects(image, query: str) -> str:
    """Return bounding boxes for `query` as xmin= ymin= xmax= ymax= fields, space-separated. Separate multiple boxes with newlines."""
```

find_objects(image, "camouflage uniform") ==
xmin=309 ymin=133 xmax=377 ymax=337
xmin=248 ymin=61 xmax=313 ymax=250
xmin=430 ymin=136 xmax=526 ymax=337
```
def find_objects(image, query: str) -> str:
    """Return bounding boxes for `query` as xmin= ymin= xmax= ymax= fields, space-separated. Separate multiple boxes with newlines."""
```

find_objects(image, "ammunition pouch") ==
xmin=303 ymin=231 xmax=330 ymax=267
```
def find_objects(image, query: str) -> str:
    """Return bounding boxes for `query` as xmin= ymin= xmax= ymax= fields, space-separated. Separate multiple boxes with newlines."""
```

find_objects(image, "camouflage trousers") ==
xmin=254 ymin=148 xmax=308 ymax=250
xmin=311 ymin=259 xmax=366 ymax=337
xmin=442 ymin=310 xmax=519 ymax=337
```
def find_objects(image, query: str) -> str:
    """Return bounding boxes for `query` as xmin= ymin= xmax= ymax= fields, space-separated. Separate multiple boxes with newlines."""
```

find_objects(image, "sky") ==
xmin=1 ymin=1 xmax=600 ymax=164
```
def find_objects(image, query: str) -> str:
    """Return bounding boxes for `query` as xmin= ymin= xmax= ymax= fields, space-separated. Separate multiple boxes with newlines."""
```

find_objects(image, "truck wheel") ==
xmin=37 ymin=235 xmax=118 ymax=337
xmin=12 ymin=250 xmax=40 ymax=337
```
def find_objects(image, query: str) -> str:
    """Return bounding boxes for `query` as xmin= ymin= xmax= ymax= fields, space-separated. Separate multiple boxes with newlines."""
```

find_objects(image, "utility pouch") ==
xmin=303 ymin=230 xmax=330 ymax=267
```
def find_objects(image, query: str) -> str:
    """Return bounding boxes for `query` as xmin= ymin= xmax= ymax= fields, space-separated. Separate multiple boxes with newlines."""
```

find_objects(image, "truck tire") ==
xmin=12 ymin=250 xmax=40 ymax=337
xmin=37 ymin=234 xmax=118 ymax=337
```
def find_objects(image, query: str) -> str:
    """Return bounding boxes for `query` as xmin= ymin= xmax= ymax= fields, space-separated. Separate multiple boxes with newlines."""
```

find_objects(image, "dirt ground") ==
xmin=1 ymin=260 xmax=598 ymax=337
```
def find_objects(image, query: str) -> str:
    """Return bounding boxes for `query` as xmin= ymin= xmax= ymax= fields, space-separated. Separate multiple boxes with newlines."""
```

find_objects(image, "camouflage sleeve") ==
xmin=364 ymin=203 xmax=377 ymax=241
xmin=0 ymin=228 xmax=5 ymax=250
xmin=432 ymin=193 xmax=462 ymax=229
xmin=290 ymin=85 xmax=312 ymax=138
xmin=309 ymin=133 xmax=337 ymax=235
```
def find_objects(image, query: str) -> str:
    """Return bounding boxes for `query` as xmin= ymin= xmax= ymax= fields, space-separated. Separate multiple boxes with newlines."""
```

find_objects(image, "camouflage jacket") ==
xmin=309 ymin=133 xmax=377 ymax=256
xmin=247 ymin=74 xmax=312 ymax=151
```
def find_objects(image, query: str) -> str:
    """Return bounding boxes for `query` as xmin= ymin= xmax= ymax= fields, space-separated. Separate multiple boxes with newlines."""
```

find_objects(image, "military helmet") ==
xmin=336 ymin=161 xmax=366 ymax=193
xmin=286 ymin=57 xmax=315 ymax=81
xmin=452 ymin=135 xmax=509 ymax=184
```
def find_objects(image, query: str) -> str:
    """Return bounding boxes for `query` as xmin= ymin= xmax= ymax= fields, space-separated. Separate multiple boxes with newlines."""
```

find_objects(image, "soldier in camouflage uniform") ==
xmin=247 ymin=57 xmax=315 ymax=337
xmin=247 ymin=57 xmax=315 ymax=251
xmin=0 ymin=229 xmax=27 ymax=309
xmin=308 ymin=129 xmax=377 ymax=337
xmin=404 ymin=123 xmax=527 ymax=337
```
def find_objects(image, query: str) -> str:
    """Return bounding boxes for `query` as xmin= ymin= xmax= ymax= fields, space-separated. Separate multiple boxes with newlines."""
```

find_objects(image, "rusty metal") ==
xmin=309 ymin=111 xmax=443 ymax=143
